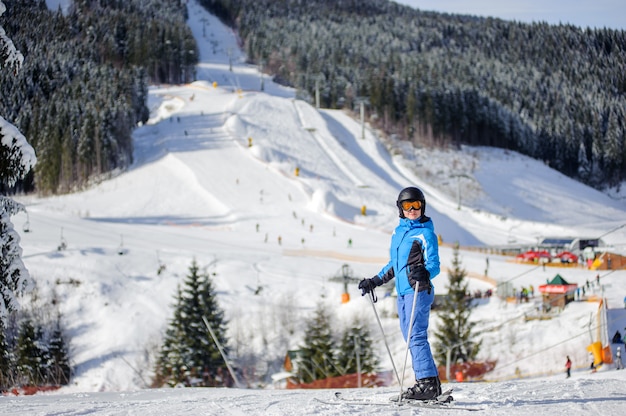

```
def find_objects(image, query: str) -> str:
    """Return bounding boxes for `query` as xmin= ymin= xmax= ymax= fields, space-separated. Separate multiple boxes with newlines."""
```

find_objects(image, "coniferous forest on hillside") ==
xmin=202 ymin=0 xmax=626 ymax=191
xmin=1 ymin=0 xmax=625 ymax=194
xmin=0 ymin=0 xmax=197 ymax=194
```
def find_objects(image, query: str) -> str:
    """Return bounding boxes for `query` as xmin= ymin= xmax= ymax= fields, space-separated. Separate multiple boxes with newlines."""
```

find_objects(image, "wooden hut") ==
xmin=538 ymin=274 xmax=578 ymax=309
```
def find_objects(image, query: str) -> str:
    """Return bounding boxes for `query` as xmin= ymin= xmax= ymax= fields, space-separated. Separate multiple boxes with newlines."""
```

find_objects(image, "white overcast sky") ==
xmin=395 ymin=0 xmax=625 ymax=30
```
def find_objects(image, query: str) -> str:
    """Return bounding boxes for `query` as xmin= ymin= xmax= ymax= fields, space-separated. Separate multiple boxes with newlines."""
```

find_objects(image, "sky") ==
xmin=395 ymin=0 xmax=626 ymax=30
xmin=2 ymin=0 xmax=626 ymax=414
xmin=43 ymin=0 xmax=626 ymax=31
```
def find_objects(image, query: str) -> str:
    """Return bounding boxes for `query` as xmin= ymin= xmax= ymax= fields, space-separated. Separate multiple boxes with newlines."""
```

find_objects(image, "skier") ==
xmin=616 ymin=347 xmax=624 ymax=370
xmin=589 ymin=353 xmax=597 ymax=373
xmin=565 ymin=356 xmax=572 ymax=378
xmin=358 ymin=187 xmax=441 ymax=400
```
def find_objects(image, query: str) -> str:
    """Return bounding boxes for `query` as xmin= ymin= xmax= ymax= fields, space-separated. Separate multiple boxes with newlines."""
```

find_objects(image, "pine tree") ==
xmin=154 ymin=259 xmax=230 ymax=387
xmin=433 ymin=244 xmax=481 ymax=366
xmin=0 ymin=291 xmax=73 ymax=389
xmin=296 ymin=301 xmax=339 ymax=383
xmin=0 ymin=197 xmax=32 ymax=321
xmin=0 ymin=320 xmax=12 ymax=390
xmin=15 ymin=318 xmax=45 ymax=385
xmin=46 ymin=316 xmax=71 ymax=385
xmin=154 ymin=286 xmax=187 ymax=387
xmin=0 ymin=1 xmax=36 ymax=324
xmin=336 ymin=317 xmax=378 ymax=375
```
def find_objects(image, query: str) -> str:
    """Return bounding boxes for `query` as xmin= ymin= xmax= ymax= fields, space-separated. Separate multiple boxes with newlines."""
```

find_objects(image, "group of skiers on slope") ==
xmin=565 ymin=330 xmax=626 ymax=378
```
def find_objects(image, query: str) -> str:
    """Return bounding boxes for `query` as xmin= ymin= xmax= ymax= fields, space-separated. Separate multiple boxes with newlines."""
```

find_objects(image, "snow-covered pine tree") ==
xmin=0 ymin=197 xmax=32 ymax=320
xmin=0 ymin=0 xmax=36 ymax=324
xmin=155 ymin=260 xmax=230 ymax=387
xmin=296 ymin=301 xmax=339 ymax=383
xmin=154 ymin=286 xmax=187 ymax=387
xmin=433 ymin=243 xmax=481 ymax=365
xmin=336 ymin=317 xmax=378 ymax=375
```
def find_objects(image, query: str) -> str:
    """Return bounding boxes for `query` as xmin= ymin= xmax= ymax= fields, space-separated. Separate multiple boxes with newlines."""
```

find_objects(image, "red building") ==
xmin=538 ymin=274 xmax=578 ymax=309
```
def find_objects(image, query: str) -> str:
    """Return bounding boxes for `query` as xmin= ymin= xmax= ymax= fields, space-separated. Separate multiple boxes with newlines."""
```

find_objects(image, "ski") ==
xmin=317 ymin=390 xmax=483 ymax=411
xmin=389 ymin=388 xmax=454 ymax=403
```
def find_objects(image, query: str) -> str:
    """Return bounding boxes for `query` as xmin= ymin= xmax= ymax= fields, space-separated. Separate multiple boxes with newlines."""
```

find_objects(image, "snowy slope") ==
xmin=3 ymin=1 xmax=626 ymax=414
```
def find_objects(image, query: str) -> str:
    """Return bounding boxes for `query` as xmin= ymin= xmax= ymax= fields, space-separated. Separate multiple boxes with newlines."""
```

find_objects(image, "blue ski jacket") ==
xmin=375 ymin=215 xmax=440 ymax=296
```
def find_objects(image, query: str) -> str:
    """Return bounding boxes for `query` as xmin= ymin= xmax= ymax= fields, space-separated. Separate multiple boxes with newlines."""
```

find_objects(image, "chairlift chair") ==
xmin=23 ymin=216 xmax=30 ymax=233
xmin=57 ymin=227 xmax=67 ymax=251
xmin=21 ymin=210 xmax=31 ymax=233
xmin=118 ymin=234 xmax=127 ymax=255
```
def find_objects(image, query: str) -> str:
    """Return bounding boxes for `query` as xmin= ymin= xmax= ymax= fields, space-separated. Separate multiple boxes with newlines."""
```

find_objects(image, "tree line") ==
xmin=0 ymin=0 xmax=197 ymax=195
xmin=0 ymin=0 xmax=197 ymax=392
xmin=152 ymin=260 xmax=378 ymax=388
xmin=3 ymin=0 xmax=624 ymax=193
xmin=199 ymin=0 xmax=626 ymax=190
xmin=294 ymin=302 xmax=378 ymax=384
xmin=0 ymin=292 xmax=71 ymax=392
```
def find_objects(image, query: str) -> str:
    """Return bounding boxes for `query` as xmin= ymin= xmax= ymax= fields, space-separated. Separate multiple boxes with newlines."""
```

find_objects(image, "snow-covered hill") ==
xmin=3 ymin=1 xmax=626 ymax=414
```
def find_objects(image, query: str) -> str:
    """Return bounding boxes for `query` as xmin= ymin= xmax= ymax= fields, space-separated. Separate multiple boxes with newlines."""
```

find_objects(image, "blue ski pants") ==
xmin=397 ymin=289 xmax=438 ymax=380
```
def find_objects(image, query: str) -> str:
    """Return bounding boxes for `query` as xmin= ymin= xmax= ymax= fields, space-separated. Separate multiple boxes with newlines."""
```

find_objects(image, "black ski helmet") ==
xmin=396 ymin=186 xmax=426 ymax=218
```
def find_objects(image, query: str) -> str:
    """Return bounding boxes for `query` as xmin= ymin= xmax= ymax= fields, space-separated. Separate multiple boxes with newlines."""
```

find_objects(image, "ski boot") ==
xmin=402 ymin=376 xmax=442 ymax=401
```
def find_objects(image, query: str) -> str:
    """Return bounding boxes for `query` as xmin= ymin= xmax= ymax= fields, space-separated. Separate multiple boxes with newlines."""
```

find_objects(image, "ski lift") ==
xmin=22 ymin=211 xmax=31 ymax=233
xmin=254 ymin=272 xmax=263 ymax=295
xmin=328 ymin=264 xmax=361 ymax=304
xmin=157 ymin=264 xmax=166 ymax=275
xmin=57 ymin=227 xmax=67 ymax=251
xmin=156 ymin=250 xmax=166 ymax=275
xmin=117 ymin=234 xmax=128 ymax=255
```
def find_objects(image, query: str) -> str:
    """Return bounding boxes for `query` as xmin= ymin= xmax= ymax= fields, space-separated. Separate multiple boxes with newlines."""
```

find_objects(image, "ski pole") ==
xmin=202 ymin=315 xmax=242 ymax=388
xmin=367 ymin=290 xmax=401 ymax=386
xmin=399 ymin=288 xmax=420 ymax=403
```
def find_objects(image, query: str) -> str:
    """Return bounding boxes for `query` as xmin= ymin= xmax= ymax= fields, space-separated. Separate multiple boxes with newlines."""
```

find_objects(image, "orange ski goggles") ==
xmin=400 ymin=200 xmax=422 ymax=211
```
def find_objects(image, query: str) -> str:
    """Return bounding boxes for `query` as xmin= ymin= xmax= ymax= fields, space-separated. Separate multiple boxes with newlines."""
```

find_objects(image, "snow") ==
xmin=0 ymin=115 xmax=36 ymax=176
xmin=2 ymin=0 xmax=626 ymax=414
xmin=1 ymin=2 xmax=33 ymax=180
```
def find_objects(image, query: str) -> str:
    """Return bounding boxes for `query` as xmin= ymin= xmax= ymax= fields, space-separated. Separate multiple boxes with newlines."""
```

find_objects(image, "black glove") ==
xmin=359 ymin=276 xmax=382 ymax=296
xmin=408 ymin=265 xmax=430 ymax=290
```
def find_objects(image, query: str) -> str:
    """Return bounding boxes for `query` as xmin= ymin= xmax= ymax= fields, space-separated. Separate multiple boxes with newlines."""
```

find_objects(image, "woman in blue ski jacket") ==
xmin=359 ymin=186 xmax=441 ymax=400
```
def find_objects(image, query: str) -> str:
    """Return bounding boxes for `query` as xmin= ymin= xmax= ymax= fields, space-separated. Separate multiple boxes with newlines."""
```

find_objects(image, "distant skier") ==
xmin=565 ymin=356 xmax=572 ymax=378
xmin=616 ymin=347 xmax=623 ymax=370
xmin=358 ymin=187 xmax=441 ymax=400
xmin=589 ymin=353 xmax=597 ymax=373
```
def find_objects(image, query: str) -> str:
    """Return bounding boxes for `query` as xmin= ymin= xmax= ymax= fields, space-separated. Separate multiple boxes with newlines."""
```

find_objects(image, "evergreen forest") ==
xmin=0 ymin=0 xmax=197 ymax=194
xmin=200 ymin=0 xmax=626 ymax=190
xmin=0 ymin=298 xmax=71 ymax=391
xmin=2 ymin=0 xmax=625 ymax=192
xmin=296 ymin=303 xmax=378 ymax=385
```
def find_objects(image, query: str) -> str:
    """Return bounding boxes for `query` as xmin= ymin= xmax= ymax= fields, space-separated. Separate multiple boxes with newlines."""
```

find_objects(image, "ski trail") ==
xmin=292 ymin=100 xmax=365 ymax=187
